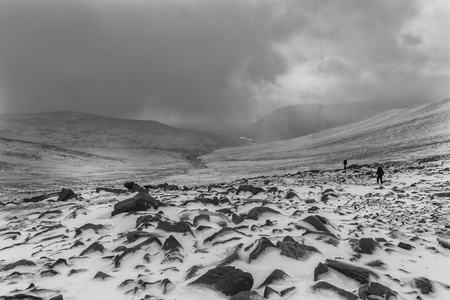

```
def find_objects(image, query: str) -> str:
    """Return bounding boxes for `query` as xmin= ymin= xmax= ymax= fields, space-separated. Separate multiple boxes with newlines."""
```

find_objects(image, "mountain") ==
xmin=225 ymin=99 xmax=417 ymax=142
xmin=0 ymin=111 xmax=248 ymax=155
xmin=193 ymin=98 xmax=450 ymax=182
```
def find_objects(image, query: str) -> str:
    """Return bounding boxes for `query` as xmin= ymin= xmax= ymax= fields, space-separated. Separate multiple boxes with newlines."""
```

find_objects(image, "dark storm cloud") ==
xmin=0 ymin=0 xmax=449 ymax=125
xmin=0 ymin=0 xmax=305 ymax=123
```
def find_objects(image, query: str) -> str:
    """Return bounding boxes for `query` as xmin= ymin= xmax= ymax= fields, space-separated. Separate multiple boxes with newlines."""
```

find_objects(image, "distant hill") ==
xmin=0 ymin=111 xmax=248 ymax=155
xmin=225 ymin=100 xmax=416 ymax=141
xmin=198 ymin=98 xmax=450 ymax=179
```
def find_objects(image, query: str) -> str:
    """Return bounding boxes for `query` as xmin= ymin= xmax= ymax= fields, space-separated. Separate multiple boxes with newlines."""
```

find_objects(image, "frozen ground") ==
xmin=0 ymin=158 xmax=449 ymax=300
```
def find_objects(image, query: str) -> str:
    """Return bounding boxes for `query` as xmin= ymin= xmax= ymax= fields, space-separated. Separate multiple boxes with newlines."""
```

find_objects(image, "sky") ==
xmin=0 ymin=0 xmax=449 ymax=126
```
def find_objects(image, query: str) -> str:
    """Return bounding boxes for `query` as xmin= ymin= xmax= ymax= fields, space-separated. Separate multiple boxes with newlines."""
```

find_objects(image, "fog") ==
xmin=0 ymin=0 xmax=449 ymax=127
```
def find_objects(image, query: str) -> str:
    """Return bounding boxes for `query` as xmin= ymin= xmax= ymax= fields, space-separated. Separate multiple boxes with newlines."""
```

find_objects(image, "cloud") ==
xmin=0 ymin=0 xmax=449 ymax=125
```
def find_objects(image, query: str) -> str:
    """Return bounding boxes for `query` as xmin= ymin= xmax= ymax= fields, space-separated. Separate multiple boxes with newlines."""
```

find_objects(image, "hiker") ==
xmin=376 ymin=166 xmax=384 ymax=184
xmin=343 ymin=160 xmax=348 ymax=170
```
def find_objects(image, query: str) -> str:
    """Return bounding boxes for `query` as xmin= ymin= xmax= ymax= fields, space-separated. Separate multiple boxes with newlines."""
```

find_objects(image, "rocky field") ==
xmin=1 ymin=157 xmax=450 ymax=300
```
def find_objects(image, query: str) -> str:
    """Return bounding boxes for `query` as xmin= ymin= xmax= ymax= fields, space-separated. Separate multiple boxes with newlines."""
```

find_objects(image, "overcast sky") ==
xmin=0 ymin=0 xmax=449 ymax=125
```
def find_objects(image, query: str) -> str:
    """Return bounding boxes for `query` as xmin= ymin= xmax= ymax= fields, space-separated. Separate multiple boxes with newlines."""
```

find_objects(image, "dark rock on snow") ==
xmin=111 ymin=192 xmax=159 ymax=216
xmin=312 ymin=281 xmax=357 ymax=300
xmin=189 ymin=266 xmax=253 ymax=296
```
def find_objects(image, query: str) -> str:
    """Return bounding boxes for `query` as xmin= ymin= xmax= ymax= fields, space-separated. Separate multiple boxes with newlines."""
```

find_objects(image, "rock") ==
xmin=203 ymin=228 xmax=249 ymax=244
xmin=112 ymin=192 xmax=159 ymax=216
xmin=249 ymin=237 xmax=277 ymax=262
xmin=156 ymin=221 xmax=193 ymax=236
xmin=398 ymin=242 xmax=414 ymax=250
xmin=437 ymin=238 xmax=450 ymax=250
xmin=277 ymin=236 xmax=321 ymax=260
xmin=263 ymin=286 xmax=279 ymax=298
xmin=80 ymin=242 xmax=105 ymax=256
xmin=57 ymin=188 xmax=76 ymax=202
xmin=41 ymin=269 xmax=59 ymax=277
xmin=365 ymin=260 xmax=386 ymax=269
xmin=359 ymin=282 xmax=397 ymax=299
xmin=258 ymin=269 xmax=290 ymax=288
xmin=185 ymin=265 xmax=202 ymax=280
xmin=285 ymin=191 xmax=299 ymax=199
xmin=162 ymin=235 xmax=183 ymax=251
xmin=49 ymin=295 xmax=64 ymax=300
xmin=312 ymin=281 xmax=357 ymax=300
xmin=229 ymin=291 xmax=264 ymax=300
xmin=94 ymin=271 xmax=111 ymax=280
xmin=0 ymin=294 xmax=44 ymax=300
xmin=303 ymin=215 xmax=334 ymax=235
xmin=51 ymin=258 xmax=68 ymax=269
xmin=236 ymin=185 xmax=265 ymax=195
xmin=95 ymin=187 xmax=127 ymax=194
xmin=193 ymin=214 xmax=210 ymax=227
xmin=2 ymin=259 xmax=36 ymax=271
xmin=314 ymin=263 xmax=329 ymax=281
xmin=126 ymin=231 xmax=156 ymax=243
xmin=246 ymin=207 xmax=281 ymax=220
xmin=414 ymin=277 xmax=434 ymax=295
xmin=357 ymin=238 xmax=380 ymax=254
xmin=160 ymin=278 xmax=174 ymax=294
xmin=74 ymin=223 xmax=104 ymax=237
xmin=324 ymin=259 xmax=378 ymax=284
xmin=189 ymin=266 xmax=253 ymax=296
xmin=124 ymin=181 xmax=141 ymax=192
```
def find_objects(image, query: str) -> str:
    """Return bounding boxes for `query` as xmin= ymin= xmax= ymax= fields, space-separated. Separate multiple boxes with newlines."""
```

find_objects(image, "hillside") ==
xmin=0 ymin=111 xmax=248 ymax=155
xmin=174 ymin=98 xmax=450 ymax=183
xmin=225 ymin=100 xmax=414 ymax=142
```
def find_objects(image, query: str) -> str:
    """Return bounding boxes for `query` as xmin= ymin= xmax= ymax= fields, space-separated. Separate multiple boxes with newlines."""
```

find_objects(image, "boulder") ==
xmin=236 ymin=185 xmax=265 ymax=195
xmin=229 ymin=291 xmax=264 ymax=300
xmin=249 ymin=237 xmax=277 ymax=262
xmin=324 ymin=259 xmax=378 ymax=284
xmin=246 ymin=207 xmax=281 ymax=220
xmin=111 ymin=192 xmax=159 ymax=216
xmin=189 ymin=266 xmax=253 ymax=296
xmin=57 ymin=188 xmax=76 ymax=202
xmin=312 ymin=281 xmax=357 ymax=300
xmin=277 ymin=236 xmax=321 ymax=260
xmin=258 ymin=269 xmax=290 ymax=288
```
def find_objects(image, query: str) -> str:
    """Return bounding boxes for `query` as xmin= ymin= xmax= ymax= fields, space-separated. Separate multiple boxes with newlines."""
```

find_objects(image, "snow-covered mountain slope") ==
xmin=0 ymin=111 xmax=247 ymax=155
xmin=194 ymin=98 xmax=450 ymax=182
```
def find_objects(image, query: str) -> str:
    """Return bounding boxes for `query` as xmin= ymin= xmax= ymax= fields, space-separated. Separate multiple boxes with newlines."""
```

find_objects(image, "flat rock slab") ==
xmin=325 ymin=259 xmax=378 ymax=284
xmin=111 ymin=192 xmax=159 ymax=216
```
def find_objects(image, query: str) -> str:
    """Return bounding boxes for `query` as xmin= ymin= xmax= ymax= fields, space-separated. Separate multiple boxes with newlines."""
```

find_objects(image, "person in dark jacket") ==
xmin=376 ymin=166 xmax=384 ymax=184
xmin=343 ymin=160 xmax=348 ymax=170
